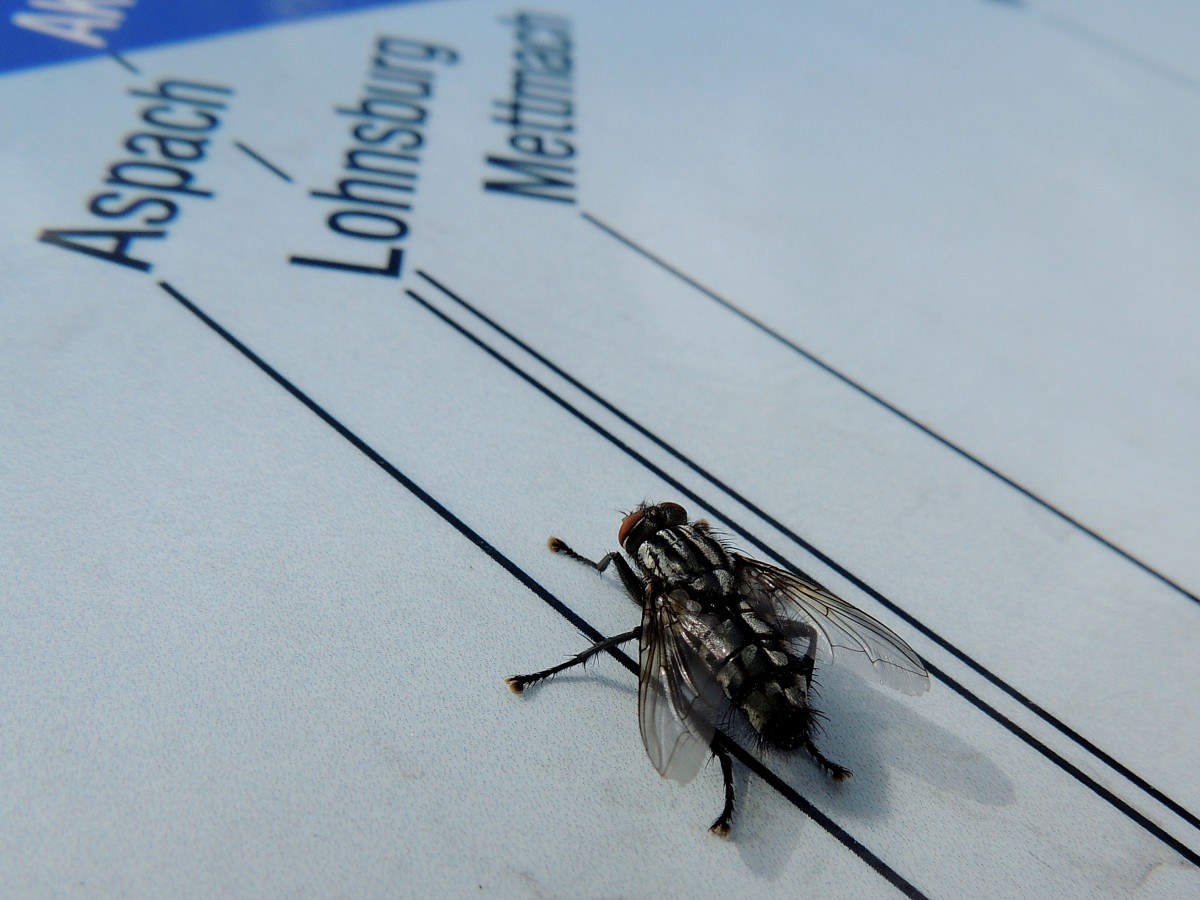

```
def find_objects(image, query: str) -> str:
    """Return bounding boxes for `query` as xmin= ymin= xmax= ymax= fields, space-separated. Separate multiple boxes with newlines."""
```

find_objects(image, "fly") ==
xmin=506 ymin=501 xmax=931 ymax=836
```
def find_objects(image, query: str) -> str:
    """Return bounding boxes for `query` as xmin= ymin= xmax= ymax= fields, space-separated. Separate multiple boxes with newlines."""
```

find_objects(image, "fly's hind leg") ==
xmin=802 ymin=732 xmax=853 ymax=783
xmin=505 ymin=627 xmax=640 ymax=694
xmin=795 ymin=646 xmax=853 ymax=783
xmin=709 ymin=739 xmax=736 ymax=837
xmin=547 ymin=536 xmax=643 ymax=604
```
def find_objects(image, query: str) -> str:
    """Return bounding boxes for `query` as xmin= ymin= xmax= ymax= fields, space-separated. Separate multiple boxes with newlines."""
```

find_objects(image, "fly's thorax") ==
xmin=633 ymin=524 xmax=736 ymax=594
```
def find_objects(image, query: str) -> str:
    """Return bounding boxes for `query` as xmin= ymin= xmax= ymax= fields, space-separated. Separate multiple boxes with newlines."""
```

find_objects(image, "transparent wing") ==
xmin=637 ymin=589 xmax=730 ymax=784
xmin=733 ymin=555 xmax=931 ymax=695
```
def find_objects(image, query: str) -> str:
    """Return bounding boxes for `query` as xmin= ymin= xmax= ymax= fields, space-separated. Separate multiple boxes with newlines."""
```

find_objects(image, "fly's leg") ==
xmin=803 ymin=733 xmax=853 ymax=783
xmin=506 ymin=628 xmax=640 ymax=694
xmin=547 ymin=537 xmax=643 ymax=604
xmin=507 ymin=538 xmax=641 ymax=692
xmin=709 ymin=740 xmax=736 ymax=837
xmin=795 ymin=647 xmax=853 ymax=783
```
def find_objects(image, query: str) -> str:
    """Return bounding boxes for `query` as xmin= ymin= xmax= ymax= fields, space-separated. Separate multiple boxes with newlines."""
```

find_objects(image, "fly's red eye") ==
xmin=618 ymin=509 xmax=645 ymax=546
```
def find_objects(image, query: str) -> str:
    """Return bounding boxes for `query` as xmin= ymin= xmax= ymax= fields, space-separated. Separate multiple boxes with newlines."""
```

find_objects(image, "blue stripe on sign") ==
xmin=2 ymin=0 xmax=423 ymax=76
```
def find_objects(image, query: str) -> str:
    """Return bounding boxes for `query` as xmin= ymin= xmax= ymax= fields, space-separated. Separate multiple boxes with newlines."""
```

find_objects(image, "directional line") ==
xmin=580 ymin=211 xmax=1200 ymax=610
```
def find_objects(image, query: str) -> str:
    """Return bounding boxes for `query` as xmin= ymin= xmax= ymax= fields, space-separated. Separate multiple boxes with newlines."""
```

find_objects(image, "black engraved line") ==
xmin=108 ymin=51 xmax=139 ymax=74
xmin=579 ymin=211 xmax=1200 ymax=611
xmin=233 ymin=141 xmax=294 ymax=183
xmin=414 ymin=269 xmax=1200 ymax=835
xmin=407 ymin=274 xmax=1200 ymax=866
xmin=713 ymin=734 xmax=929 ymax=900
xmin=154 ymin=279 xmax=927 ymax=899
xmin=1039 ymin=12 xmax=1200 ymax=97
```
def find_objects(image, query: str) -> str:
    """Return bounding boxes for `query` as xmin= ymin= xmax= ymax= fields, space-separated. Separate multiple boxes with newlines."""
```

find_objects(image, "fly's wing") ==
xmin=733 ymin=555 xmax=931 ymax=696
xmin=638 ymin=588 xmax=731 ymax=785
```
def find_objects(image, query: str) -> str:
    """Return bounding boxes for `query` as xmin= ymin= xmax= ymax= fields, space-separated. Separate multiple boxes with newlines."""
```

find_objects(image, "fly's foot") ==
xmin=709 ymin=816 xmax=732 ymax=838
xmin=505 ymin=675 xmax=532 ymax=694
xmin=804 ymin=736 xmax=852 ymax=782
xmin=710 ymin=742 xmax=735 ymax=837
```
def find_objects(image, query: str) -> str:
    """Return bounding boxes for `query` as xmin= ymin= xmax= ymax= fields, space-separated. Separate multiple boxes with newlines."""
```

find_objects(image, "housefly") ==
xmin=506 ymin=501 xmax=930 ymax=835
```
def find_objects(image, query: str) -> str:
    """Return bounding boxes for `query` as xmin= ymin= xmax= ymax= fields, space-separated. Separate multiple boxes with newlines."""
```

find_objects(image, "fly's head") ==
xmin=618 ymin=501 xmax=688 ymax=554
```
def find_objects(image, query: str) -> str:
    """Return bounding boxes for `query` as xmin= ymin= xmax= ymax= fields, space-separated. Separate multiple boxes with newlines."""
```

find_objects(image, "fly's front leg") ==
xmin=547 ymin=536 xmax=643 ymax=604
xmin=506 ymin=628 xmax=640 ymax=694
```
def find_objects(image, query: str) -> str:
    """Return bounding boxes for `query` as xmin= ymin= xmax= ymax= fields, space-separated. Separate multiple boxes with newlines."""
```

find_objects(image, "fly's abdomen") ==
xmin=709 ymin=614 xmax=815 ymax=751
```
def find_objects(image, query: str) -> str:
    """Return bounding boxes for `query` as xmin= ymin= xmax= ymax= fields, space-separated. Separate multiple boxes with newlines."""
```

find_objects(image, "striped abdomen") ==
xmin=703 ymin=602 xmax=815 ymax=751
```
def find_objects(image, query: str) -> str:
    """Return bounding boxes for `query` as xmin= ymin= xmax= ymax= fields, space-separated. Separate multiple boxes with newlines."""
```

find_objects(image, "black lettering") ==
xmin=328 ymin=210 xmax=408 ymax=240
xmin=376 ymin=36 xmax=459 ymax=66
xmin=88 ymin=192 xmax=178 ymax=225
xmin=346 ymin=148 xmax=419 ymax=178
xmin=125 ymin=132 xmax=208 ymax=161
xmin=37 ymin=74 xmax=232 ymax=274
xmin=290 ymin=247 xmax=403 ymax=278
xmin=484 ymin=155 xmax=574 ymax=204
xmin=292 ymin=36 xmax=454 ymax=280
xmin=127 ymin=78 xmax=232 ymax=109
xmin=351 ymin=122 xmax=424 ymax=151
xmin=516 ymin=46 xmax=571 ymax=76
xmin=105 ymin=160 xmax=212 ymax=198
xmin=509 ymin=133 xmax=574 ymax=159
xmin=38 ymin=228 xmax=165 ymax=271
xmin=310 ymin=177 xmax=413 ymax=211
xmin=365 ymin=68 xmax=432 ymax=98
xmin=141 ymin=103 xmax=219 ymax=132
xmin=513 ymin=72 xmax=572 ymax=109
xmin=486 ymin=13 xmax=576 ymax=203
xmin=337 ymin=95 xmax=426 ymax=126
